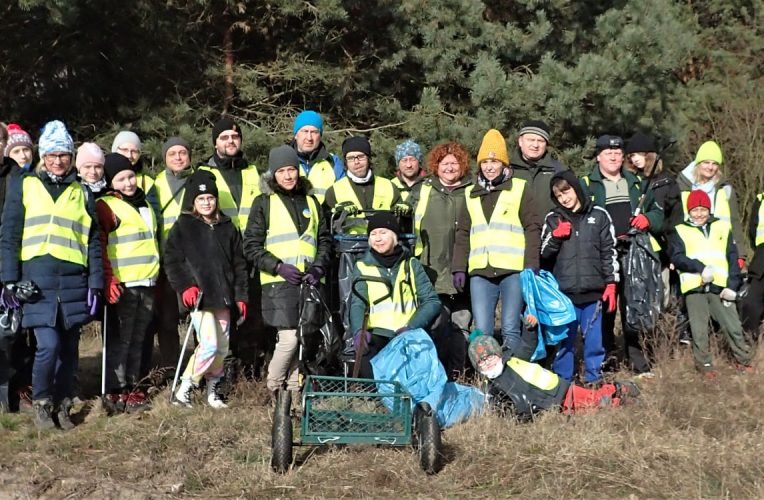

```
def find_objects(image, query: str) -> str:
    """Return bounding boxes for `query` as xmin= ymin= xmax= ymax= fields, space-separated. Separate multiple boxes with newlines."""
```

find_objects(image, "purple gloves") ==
xmin=353 ymin=329 xmax=371 ymax=353
xmin=277 ymin=263 xmax=304 ymax=285
xmin=1 ymin=284 xmax=20 ymax=310
xmin=87 ymin=288 xmax=101 ymax=316
xmin=452 ymin=272 xmax=466 ymax=292
xmin=302 ymin=266 xmax=324 ymax=286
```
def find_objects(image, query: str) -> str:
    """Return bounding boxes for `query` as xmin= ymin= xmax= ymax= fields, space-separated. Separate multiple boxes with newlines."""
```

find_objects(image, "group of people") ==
xmin=0 ymin=109 xmax=761 ymax=431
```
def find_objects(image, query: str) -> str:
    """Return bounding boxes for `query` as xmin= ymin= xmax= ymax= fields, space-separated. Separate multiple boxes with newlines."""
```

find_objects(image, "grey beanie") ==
xmin=162 ymin=136 xmax=191 ymax=160
xmin=268 ymin=144 xmax=300 ymax=174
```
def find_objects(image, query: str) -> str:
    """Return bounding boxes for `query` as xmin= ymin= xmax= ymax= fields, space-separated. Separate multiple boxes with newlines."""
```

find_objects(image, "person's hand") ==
xmin=552 ymin=221 xmax=572 ymax=239
xmin=0 ymin=284 xmax=20 ymax=310
xmin=452 ymin=272 xmax=466 ymax=292
xmin=182 ymin=286 xmax=201 ymax=308
xmin=105 ymin=277 xmax=123 ymax=305
xmin=392 ymin=203 xmax=411 ymax=217
xmin=524 ymin=313 xmax=538 ymax=328
xmin=353 ymin=329 xmax=371 ymax=353
xmin=302 ymin=266 xmax=324 ymax=286
xmin=602 ymin=283 xmax=617 ymax=313
xmin=720 ymin=288 xmax=737 ymax=302
xmin=738 ymin=258 xmax=746 ymax=271
xmin=335 ymin=201 xmax=359 ymax=216
xmin=701 ymin=266 xmax=714 ymax=284
xmin=630 ymin=214 xmax=650 ymax=231
xmin=87 ymin=288 xmax=102 ymax=316
xmin=277 ymin=263 xmax=304 ymax=285
xmin=237 ymin=301 xmax=247 ymax=321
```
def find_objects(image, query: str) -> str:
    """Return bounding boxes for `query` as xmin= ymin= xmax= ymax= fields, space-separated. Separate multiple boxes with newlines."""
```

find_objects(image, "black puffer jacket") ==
xmin=243 ymin=174 xmax=332 ymax=329
xmin=540 ymin=170 xmax=619 ymax=305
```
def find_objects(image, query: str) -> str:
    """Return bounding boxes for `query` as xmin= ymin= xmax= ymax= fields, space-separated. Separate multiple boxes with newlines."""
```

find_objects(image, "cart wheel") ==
xmin=271 ymin=389 xmax=293 ymax=473
xmin=415 ymin=402 xmax=443 ymax=475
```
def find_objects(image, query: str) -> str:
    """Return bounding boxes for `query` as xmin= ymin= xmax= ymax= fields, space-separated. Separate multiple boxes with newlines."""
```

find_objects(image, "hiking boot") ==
xmin=206 ymin=377 xmax=228 ymax=409
xmin=614 ymin=381 xmax=641 ymax=404
xmin=102 ymin=393 xmax=124 ymax=415
xmin=125 ymin=391 xmax=151 ymax=414
xmin=173 ymin=378 xmax=195 ymax=408
xmin=55 ymin=398 xmax=75 ymax=431
xmin=32 ymin=399 xmax=55 ymax=430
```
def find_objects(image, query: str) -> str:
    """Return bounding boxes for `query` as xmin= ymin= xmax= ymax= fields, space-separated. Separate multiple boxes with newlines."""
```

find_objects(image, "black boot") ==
xmin=55 ymin=398 xmax=75 ymax=430
xmin=32 ymin=399 xmax=55 ymax=430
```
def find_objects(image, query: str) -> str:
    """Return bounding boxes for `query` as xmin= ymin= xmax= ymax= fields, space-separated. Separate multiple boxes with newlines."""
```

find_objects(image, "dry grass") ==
xmin=1 ymin=326 xmax=764 ymax=499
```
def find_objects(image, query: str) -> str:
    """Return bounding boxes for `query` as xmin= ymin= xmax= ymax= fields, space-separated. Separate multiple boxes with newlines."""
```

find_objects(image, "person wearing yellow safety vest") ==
xmin=452 ymin=129 xmax=541 ymax=354
xmin=408 ymin=141 xmax=473 ymax=379
xmin=668 ymin=190 xmax=752 ymax=379
xmin=740 ymin=192 xmax=764 ymax=339
xmin=349 ymin=211 xmax=441 ymax=379
xmin=96 ymin=153 xmax=160 ymax=414
xmin=1 ymin=120 xmax=103 ymax=430
xmin=243 ymin=145 xmax=331 ymax=399
xmin=149 ymin=136 xmax=194 ymax=374
xmin=111 ymin=130 xmax=156 ymax=196
xmin=290 ymin=110 xmax=345 ymax=204
xmin=323 ymin=136 xmax=404 ymax=234
xmin=391 ymin=139 xmax=426 ymax=203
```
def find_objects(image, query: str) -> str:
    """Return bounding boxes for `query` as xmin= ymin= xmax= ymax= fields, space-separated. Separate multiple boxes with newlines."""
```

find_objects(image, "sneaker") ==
xmin=102 ymin=393 xmax=124 ymax=415
xmin=678 ymin=330 xmax=691 ymax=346
xmin=125 ymin=391 xmax=151 ymax=414
xmin=54 ymin=398 xmax=75 ymax=431
xmin=174 ymin=378 xmax=195 ymax=408
xmin=32 ymin=399 xmax=55 ymax=430
xmin=206 ymin=377 xmax=228 ymax=409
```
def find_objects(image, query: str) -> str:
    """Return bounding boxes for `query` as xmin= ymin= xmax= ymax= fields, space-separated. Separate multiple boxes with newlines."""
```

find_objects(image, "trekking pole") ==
xmin=169 ymin=292 xmax=204 ymax=403
xmin=101 ymin=306 xmax=108 ymax=397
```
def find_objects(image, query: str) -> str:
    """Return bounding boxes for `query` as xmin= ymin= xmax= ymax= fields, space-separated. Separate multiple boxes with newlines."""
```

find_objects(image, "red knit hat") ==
xmin=686 ymin=190 xmax=711 ymax=211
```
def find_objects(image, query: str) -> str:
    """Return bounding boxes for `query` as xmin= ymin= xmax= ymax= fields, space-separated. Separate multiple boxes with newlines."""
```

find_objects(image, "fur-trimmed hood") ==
xmin=258 ymin=169 xmax=313 ymax=196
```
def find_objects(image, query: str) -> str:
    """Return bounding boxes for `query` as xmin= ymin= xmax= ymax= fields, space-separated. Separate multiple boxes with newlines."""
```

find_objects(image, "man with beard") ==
xmin=291 ymin=110 xmax=344 ymax=204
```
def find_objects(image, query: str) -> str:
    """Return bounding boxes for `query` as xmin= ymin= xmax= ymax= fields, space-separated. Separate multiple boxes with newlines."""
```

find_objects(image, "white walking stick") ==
xmin=170 ymin=292 xmax=203 ymax=403
xmin=101 ymin=307 xmax=108 ymax=396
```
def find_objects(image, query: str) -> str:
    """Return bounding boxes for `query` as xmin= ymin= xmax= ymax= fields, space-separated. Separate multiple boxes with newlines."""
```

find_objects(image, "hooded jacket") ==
xmin=204 ymin=152 xmax=251 ymax=206
xmin=242 ymin=174 xmax=332 ymax=328
xmin=510 ymin=148 xmax=567 ymax=218
xmin=540 ymin=171 xmax=618 ymax=304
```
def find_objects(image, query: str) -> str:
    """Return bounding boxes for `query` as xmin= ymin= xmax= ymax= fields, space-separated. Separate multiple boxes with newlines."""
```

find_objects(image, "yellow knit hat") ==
xmin=477 ymin=129 xmax=509 ymax=166
xmin=694 ymin=140 xmax=723 ymax=165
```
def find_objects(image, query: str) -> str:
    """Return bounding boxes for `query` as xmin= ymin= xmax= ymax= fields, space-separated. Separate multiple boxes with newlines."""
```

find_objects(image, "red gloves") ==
xmin=182 ymin=286 xmax=201 ymax=308
xmin=237 ymin=301 xmax=247 ymax=321
xmin=602 ymin=283 xmax=617 ymax=313
xmin=552 ymin=221 xmax=572 ymax=239
xmin=630 ymin=214 xmax=650 ymax=231
xmin=738 ymin=258 xmax=746 ymax=271
xmin=105 ymin=277 xmax=123 ymax=305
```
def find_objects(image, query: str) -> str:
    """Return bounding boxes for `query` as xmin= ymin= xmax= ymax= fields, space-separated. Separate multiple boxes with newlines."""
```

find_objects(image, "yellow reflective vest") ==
xmin=261 ymin=194 xmax=320 ymax=285
xmin=199 ymin=165 xmax=260 ymax=232
xmin=332 ymin=176 xmax=395 ymax=235
xmin=355 ymin=259 xmax=418 ymax=332
xmin=681 ymin=189 xmax=730 ymax=225
xmin=136 ymin=172 xmax=155 ymax=195
xmin=465 ymin=181 xmax=526 ymax=272
xmin=506 ymin=358 xmax=560 ymax=391
xmin=299 ymin=159 xmax=337 ymax=204
xmin=675 ymin=221 xmax=731 ymax=293
xmin=20 ymin=176 xmax=91 ymax=266
xmin=391 ymin=177 xmax=413 ymax=202
xmin=154 ymin=170 xmax=186 ymax=245
xmin=412 ymin=183 xmax=433 ymax=256
xmin=101 ymin=196 xmax=160 ymax=283
xmin=756 ymin=193 xmax=764 ymax=247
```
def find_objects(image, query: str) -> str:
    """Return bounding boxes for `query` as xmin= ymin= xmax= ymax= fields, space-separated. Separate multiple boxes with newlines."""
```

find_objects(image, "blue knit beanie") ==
xmin=293 ymin=110 xmax=324 ymax=136
xmin=395 ymin=139 xmax=424 ymax=165
xmin=38 ymin=120 xmax=74 ymax=156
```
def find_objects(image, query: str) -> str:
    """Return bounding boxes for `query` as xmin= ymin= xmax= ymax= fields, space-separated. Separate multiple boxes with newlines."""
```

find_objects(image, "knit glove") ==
xmin=277 ymin=263 xmax=304 ymax=285
xmin=105 ymin=277 xmax=124 ymax=305
xmin=392 ymin=203 xmax=411 ymax=217
xmin=551 ymin=221 xmax=572 ymax=239
xmin=602 ymin=283 xmax=617 ymax=313
xmin=335 ymin=201 xmax=359 ymax=216
xmin=630 ymin=214 xmax=650 ymax=231
xmin=452 ymin=272 xmax=466 ymax=292
xmin=0 ymin=284 xmax=20 ymax=310
xmin=87 ymin=288 xmax=102 ymax=316
xmin=302 ymin=266 xmax=324 ymax=286
xmin=701 ymin=266 xmax=715 ymax=284
xmin=181 ymin=286 xmax=201 ymax=308
xmin=720 ymin=288 xmax=737 ymax=302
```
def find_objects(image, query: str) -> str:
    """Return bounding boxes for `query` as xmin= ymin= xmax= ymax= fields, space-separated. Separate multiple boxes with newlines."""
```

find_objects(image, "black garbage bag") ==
xmin=297 ymin=282 xmax=341 ymax=376
xmin=623 ymin=232 xmax=664 ymax=332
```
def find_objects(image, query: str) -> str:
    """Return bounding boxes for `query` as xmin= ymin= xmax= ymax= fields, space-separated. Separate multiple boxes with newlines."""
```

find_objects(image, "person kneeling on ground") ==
xmin=468 ymin=331 xmax=638 ymax=420
xmin=349 ymin=211 xmax=441 ymax=378
xmin=165 ymin=170 xmax=248 ymax=409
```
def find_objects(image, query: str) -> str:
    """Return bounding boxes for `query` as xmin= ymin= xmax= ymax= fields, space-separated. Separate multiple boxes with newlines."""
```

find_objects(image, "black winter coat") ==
xmin=163 ymin=212 xmax=248 ymax=311
xmin=1 ymin=169 xmax=104 ymax=329
xmin=243 ymin=174 xmax=332 ymax=329
xmin=540 ymin=171 xmax=618 ymax=305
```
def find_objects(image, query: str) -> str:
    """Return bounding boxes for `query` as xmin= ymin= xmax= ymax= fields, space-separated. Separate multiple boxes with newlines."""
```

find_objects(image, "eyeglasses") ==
xmin=346 ymin=154 xmax=367 ymax=163
xmin=44 ymin=153 xmax=72 ymax=162
xmin=218 ymin=133 xmax=241 ymax=142
xmin=117 ymin=146 xmax=141 ymax=157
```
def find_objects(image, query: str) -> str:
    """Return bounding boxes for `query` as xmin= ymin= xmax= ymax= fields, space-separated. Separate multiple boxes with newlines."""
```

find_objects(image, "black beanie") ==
xmin=342 ymin=136 xmax=372 ymax=158
xmin=182 ymin=170 xmax=219 ymax=210
xmin=625 ymin=132 xmax=657 ymax=154
xmin=268 ymin=145 xmax=300 ymax=174
xmin=519 ymin=119 xmax=551 ymax=143
xmin=366 ymin=210 xmax=400 ymax=236
xmin=104 ymin=153 xmax=134 ymax=184
xmin=162 ymin=136 xmax=191 ymax=160
xmin=211 ymin=117 xmax=242 ymax=145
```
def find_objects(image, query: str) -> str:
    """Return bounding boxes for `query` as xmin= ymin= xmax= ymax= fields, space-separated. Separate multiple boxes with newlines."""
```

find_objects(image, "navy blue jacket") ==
xmin=1 ymin=169 xmax=103 ymax=329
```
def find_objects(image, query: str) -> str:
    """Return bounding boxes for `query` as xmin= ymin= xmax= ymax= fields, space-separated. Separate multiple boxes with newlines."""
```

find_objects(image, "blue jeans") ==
xmin=32 ymin=326 xmax=81 ymax=402
xmin=470 ymin=273 xmax=523 ymax=352
xmin=553 ymin=301 xmax=604 ymax=383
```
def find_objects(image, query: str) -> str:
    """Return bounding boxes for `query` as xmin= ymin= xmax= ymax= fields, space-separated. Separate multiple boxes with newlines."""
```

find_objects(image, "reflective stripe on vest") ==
xmin=506 ymin=358 xmax=560 ymax=391
xmin=299 ymin=159 xmax=336 ymax=204
xmin=260 ymin=195 xmax=320 ymax=285
xmin=136 ymin=173 xmax=155 ymax=195
xmin=757 ymin=193 xmax=764 ymax=246
xmin=102 ymin=196 xmax=160 ymax=283
xmin=413 ymin=183 xmax=433 ymax=256
xmin=465 ymin=180 xmax=526 ymax=272
xmin=20 ymin=177 xmax=91 ymax=266
xmin=199 ymin=165 xmax=261 ymax=232
xmin=355 ymin=259 xmax=418 ymax=331
xmin=681 ymin=189 xmax=730 ymax=225
xmin=675 ymin=221 xmax=730 ymax=293
xmin=154 ymin=170 xmax=184 ymax=245
xmin=332 ymin=176 xmax=395 ymax=235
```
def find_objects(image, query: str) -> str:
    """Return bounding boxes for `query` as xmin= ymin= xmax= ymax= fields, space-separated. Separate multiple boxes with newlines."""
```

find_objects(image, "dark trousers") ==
xmin=32 ymin=325 xmax=80 ymax=403
xmin=741 ymin=275 xmax=764 ymax=339
xmin=431 ymin=293 xmax=471 ymax=381
xmin=358 ymin=335 xmax=392 ymax=379
xmin=142 ymin=274 xmax=180 ymax=374
xmin=106 ymin=286 xmax=155 ymax=392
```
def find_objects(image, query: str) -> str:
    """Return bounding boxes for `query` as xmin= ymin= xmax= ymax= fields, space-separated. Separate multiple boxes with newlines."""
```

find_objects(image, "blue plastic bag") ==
xmin=521 ymin=269 xmax=576 ymax=361
xmin=371 ymin=329 xmax=485 ymax=428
